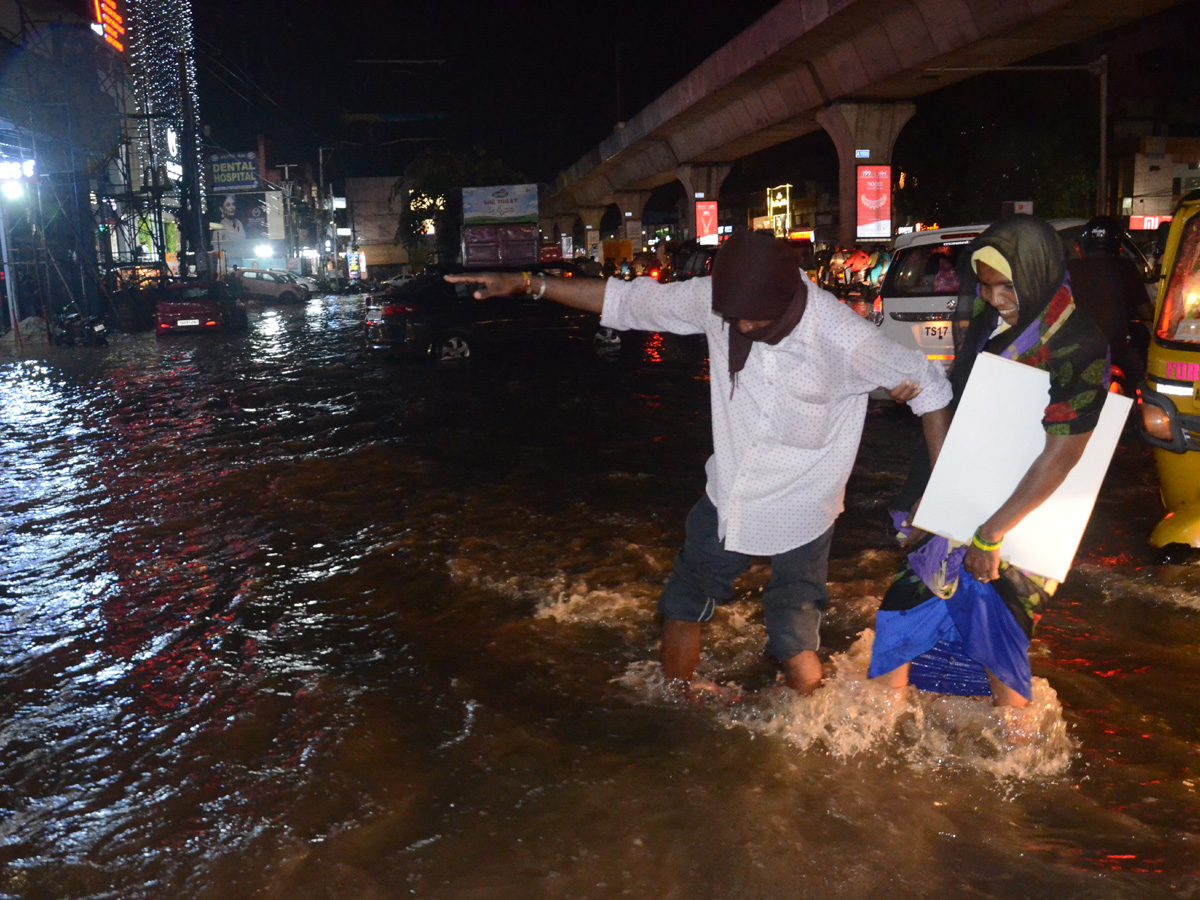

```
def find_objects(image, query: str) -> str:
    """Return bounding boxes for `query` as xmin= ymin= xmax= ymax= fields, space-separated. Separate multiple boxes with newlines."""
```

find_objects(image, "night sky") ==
xmin=188 ymin=0 xmax=779 ymax=184
xmin=72 ymin=0 xmax=1200 ymax=220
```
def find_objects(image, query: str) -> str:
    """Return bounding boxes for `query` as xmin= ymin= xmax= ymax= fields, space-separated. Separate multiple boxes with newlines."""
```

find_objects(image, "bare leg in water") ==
xmin=661 ymin=618 xmax=822 ymax=696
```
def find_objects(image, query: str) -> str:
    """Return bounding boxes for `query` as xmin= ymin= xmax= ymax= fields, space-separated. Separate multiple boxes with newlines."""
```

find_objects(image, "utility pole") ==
xmin=178 ymin=51 xmax=207 ymax=277
xmin=278 ymin=162 xmax=298 ymax=261
xmin=318 ymin=147 xmax=334 ymax=279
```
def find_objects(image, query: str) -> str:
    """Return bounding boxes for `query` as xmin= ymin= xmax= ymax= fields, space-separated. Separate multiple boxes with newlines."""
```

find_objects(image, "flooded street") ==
xmin=1 ymin=293 xmax=1198 ymax=900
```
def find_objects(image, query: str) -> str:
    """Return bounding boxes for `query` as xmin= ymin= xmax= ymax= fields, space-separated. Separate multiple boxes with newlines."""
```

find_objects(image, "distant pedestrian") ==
xmin=1065 ymin=216 xmax=1154 ymax=386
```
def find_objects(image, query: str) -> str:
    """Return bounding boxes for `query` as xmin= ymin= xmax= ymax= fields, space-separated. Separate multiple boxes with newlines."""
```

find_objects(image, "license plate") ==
xmin=177 ymin=318 xmax=200 ymax=327
xmin=913 ymin=322 xmax=950 ymax=342
xmin=92 ymin=324 xmax=105 ymax=332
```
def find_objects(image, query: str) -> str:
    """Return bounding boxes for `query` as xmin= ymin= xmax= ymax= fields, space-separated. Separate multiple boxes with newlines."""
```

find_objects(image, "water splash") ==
xmin=615 ymin=631 xmax=1076 ymax=781
xmin=1070 ymin=560 xmax=1200 ymax=612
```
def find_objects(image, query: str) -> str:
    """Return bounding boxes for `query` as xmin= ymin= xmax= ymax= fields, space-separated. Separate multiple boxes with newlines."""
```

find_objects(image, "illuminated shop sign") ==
xmin=695 ymin=200 xmax=718 ymax=241
xmin=209 ymin=151 xmax=259 ymax=193
xmin=0 ymin=160 xmax=35 ymax=181
xmin=856 ymin=166 xmax=892 ymax=240
xmin=92 ymin=0 xmax=125 ymax=53
xmin=1130 ymin=214 xmax=1171 ymax=231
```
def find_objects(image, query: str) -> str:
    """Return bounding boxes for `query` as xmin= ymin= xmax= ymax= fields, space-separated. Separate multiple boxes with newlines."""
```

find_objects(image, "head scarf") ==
xmin=949 ymin=215 xmax=1066 ymax=388
xmin=953 ymin=215 xmax=1065 ymax=335
xmin=893 ymin=215 xmax=1069 ymax=516
xmin=897 ymin=213 xmax=1075 ymax=518
xmin=710 ymin=230 xmax=808 ymax=380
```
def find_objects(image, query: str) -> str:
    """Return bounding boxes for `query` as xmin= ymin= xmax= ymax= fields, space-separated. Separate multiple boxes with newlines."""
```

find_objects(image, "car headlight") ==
xmin=1141 ymin=401 xmax=1173 ymax=441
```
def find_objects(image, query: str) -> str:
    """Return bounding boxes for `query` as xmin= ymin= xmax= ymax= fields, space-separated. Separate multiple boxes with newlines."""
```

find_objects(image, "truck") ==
xmin=600 ymin=239 xmax=632 ymax=266
xmin=460 ymin=184 xmax=539 ymax=268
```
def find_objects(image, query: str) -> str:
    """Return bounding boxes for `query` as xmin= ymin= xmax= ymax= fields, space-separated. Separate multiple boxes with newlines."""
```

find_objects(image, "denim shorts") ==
xmin=657 ymin=494 xmax=832 ymax=663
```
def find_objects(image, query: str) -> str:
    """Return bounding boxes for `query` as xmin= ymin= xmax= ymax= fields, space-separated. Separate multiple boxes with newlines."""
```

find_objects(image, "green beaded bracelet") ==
xmin=971 ymin=529 xmax=1002 ymax=552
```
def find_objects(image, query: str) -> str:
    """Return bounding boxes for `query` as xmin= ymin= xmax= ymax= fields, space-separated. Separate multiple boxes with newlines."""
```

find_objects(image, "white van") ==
xmin=875 ymin=224 xmax=986 ymax=372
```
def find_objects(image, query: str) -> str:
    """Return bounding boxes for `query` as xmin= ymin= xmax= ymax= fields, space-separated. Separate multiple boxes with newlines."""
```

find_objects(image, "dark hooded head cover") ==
xmin=894 ymin=215 xmax=1069 ymax=514
xmin=947 ymin=214 xmax=1067 ymax=398
xmin=952 ymin=215 xmax=1065 ymax=339
xmin=710 ymin=229 xmax=808 ymax=378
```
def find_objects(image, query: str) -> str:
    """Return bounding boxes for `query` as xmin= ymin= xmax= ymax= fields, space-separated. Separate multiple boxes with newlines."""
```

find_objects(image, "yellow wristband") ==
xmin=971 ymin=529 xmax=1002 ymax=552
xmin=522 ymin=271 xmax=531 ymax=292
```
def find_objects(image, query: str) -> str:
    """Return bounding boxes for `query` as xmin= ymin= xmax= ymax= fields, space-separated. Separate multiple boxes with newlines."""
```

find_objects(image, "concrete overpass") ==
xmin=543 ymin=0 xmax=1189 ymax=251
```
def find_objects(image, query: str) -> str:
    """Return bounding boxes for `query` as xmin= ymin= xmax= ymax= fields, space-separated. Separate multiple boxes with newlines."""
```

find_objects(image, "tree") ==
xmin=392 ymin=146 xmax=527 ymax=265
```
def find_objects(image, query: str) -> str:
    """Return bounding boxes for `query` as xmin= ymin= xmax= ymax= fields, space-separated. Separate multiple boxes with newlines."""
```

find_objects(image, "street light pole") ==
xmin=277 ymin=162 xmax=298 ymax=262
xmin=0 ymin=192 xmax=20 ymax=346
xmin=318 ymin=147 xmax=336 ymax=280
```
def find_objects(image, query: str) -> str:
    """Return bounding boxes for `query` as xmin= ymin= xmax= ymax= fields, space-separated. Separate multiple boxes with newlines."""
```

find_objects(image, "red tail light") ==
xmin=382 ymin=302 xmax=419 ymax=316
xmin=649 ymin=268 xmax=660 ymax=279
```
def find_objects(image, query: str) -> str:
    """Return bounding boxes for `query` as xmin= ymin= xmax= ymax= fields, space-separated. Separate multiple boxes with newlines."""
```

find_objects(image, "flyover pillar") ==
xmin=577 ymin=206 xmax=606 ymax=260
xmin=815 ymin=102 xmax=915 ymax=249
xmin=555 ymin=215 xmax=578 ymax=255
xmin=676 ymin=164 xmax=731 ymax=241
xmin=614 ymin=191 xmax=652 ymax=252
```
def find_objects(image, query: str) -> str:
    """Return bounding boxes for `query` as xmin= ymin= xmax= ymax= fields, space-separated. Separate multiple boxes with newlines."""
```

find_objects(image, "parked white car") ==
xmin=874 ymin=224 xmax=983 ymax=373
xmin=266 ymin=270 xmax=320 ymax=294
xmin=231 ymin=269 xmax=309 ymax=303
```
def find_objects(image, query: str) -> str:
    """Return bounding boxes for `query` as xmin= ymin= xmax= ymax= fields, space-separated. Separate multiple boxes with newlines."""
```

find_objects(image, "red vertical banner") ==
xmin=856 ymin=166 xmax=891 ymax=240
xmin=696 ymin=201 xmax=719 ymax=241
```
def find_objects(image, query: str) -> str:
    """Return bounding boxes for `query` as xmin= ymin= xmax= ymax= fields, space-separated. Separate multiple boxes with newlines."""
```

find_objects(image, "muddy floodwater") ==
xmin=1 ymin=294 xmax=1198 ymax=900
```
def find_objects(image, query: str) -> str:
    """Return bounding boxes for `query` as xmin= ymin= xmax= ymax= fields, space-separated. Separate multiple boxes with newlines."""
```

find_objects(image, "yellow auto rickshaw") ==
xmin=1137 ymin=191 xmax=1200 ymax=550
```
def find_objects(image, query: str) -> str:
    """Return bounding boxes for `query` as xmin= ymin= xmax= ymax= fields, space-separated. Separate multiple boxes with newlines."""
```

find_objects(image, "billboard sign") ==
xmin=92 ymin=0 xmax=125 ymax=53
xmin=1130 ymin=214 xmax=1171 ymax=231
xmin=696 ymin=200 xmax=719 ymax=241
xmin=462 ymin=184 xmax=538 ymax=225
xmin=210 ymin=152 xmax=259 ymax=193
xmin=208 ymin=192 xmax=269 ymax=246
xmin=856 ymin=165 xmax=891 ymax=240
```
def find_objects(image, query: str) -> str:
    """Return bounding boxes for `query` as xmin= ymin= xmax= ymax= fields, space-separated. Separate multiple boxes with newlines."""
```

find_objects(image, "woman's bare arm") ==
xmin=964 ymin=430 xmax=1092 ymax=582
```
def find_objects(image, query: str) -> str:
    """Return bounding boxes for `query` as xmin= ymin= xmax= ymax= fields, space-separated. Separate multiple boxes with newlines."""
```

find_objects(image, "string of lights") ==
xmin=126 ymin=0 xmax=204 ymax=200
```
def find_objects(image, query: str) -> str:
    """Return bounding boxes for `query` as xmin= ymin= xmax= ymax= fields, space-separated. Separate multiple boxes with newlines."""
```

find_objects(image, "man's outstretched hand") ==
xmin=444 ymin=272 xmax=526 ymax=299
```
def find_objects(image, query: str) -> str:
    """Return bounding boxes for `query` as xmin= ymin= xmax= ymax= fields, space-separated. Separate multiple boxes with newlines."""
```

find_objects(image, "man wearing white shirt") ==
xmin=448 ymin=230 xmax=952 ymax=696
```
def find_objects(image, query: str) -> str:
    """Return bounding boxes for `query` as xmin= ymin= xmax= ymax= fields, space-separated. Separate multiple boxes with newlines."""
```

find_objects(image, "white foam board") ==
xmin=911 ymin=352 xmax=1131 ymax=582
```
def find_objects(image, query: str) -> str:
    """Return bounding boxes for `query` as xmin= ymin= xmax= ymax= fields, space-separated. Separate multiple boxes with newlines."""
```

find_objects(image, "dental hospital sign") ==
xmin=209 ymin=152 xmax=259 ymax=193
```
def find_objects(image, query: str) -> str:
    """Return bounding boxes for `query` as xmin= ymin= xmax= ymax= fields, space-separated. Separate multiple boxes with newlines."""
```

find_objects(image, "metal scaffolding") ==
xmin=0 ymin=0 xmax=204 ymax=336
xmin=0 ymin=1 xmax=129 ymax=331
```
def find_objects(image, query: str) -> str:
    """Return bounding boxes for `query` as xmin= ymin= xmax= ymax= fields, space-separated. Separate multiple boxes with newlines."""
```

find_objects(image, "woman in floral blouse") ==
xmin=869 ymin=216 xmax=1111 ymax=707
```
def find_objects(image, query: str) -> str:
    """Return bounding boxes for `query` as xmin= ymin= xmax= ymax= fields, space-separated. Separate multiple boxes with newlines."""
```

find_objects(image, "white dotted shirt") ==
xmin=601 ymin=272 xmax=952 ymax=556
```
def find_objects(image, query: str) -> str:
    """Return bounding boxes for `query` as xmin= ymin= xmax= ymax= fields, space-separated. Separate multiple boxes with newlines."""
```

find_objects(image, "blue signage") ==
xmin=210 ymin=152 xmax=259 ymax=193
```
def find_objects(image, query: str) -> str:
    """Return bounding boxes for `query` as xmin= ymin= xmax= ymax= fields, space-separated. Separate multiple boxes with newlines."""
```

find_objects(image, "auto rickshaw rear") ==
xmin=1137 ymin=191 xmax=1200 ymax=550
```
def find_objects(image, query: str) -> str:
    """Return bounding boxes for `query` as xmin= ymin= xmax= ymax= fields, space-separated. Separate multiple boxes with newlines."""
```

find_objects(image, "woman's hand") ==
xmin=444 ymin=271 xmax=527 ymax=299
xmin=964 ymin=543 xmax=1001 ymax=583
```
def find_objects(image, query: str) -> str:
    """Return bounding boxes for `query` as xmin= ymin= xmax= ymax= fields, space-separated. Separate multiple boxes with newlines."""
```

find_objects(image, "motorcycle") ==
xmin=53 ymin=310 xmax=108 ymax=347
